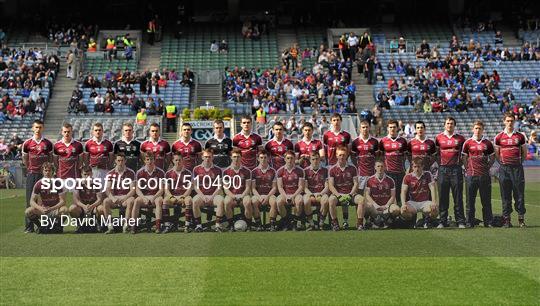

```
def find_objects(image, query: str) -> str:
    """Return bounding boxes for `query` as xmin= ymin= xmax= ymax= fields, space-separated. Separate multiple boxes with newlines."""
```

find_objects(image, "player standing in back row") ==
xmin=435 ymin=117 xmax=466 ymax=228
xmin=205 ymin=119 xmax=233 ymax=169
xmin=265 ymin=122 xmax=294 ymax=170
xmin=233 ymin=115 xmax=263 ymax=170
xmin=494 ymin=113 xmax=527 ymax=228
xmin=379 ymin=120 xmax=408 ymax=205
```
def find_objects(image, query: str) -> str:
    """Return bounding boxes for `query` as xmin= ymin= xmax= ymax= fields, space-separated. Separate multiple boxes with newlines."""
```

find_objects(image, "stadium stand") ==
xmin=66 ymin=115 xmax=162 ymax=142
xmin=160 ymin=25 xmax=279 ymax=71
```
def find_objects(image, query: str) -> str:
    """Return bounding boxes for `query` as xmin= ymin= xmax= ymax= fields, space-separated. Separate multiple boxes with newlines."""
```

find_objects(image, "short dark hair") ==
xmin=360 ymin=119 xmax=371 ymax=126
xmin=387 ymin=119 xmax=399 ymax=127
xmin=33 ymin=119 xmax=44 ymax=126
xmin=415 ymin=121 xmax=426 ymax=128
xmin=445 ymin=116 xmax=456 ymax=125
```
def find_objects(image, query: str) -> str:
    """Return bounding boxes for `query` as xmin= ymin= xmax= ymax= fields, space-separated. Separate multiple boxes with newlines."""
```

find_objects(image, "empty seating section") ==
xmin=458 ymin=30 xmax=496 ymax=46
xmin=67 ymin=116 xmax=162 ymax=142
xmin=519 ymin=30 xmax=540 ymax=44
xmin=84 ymin=57 xmax=138 ymax=76
xmin=160 ymin=26 xmax=279 ymax=71
xmin=79 ymin=81 xmax=190 ymax=114
xmin=385 ymin=105 xmax=503 ymax=140
xmin=0 ymin=113 xmax=43 ymax=140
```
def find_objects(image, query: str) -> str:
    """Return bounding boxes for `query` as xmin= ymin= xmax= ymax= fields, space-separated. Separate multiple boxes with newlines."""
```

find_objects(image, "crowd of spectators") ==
xmin=210 ymin=40 xmax=229 ymax=54
xmin=45 ymin=21 xmax=96 ymax=48
xmin=0 ymin=133 xmax=24 ymax=160
xmin=241 ymin=19 xmax=268 ymax=40
xmin=223 ymin=61 xmax=357 ymax=116
xmin=0 ymin=47 xmax=58 ymax=123
xmin=70 ymin=67 xmax=194 ymax=115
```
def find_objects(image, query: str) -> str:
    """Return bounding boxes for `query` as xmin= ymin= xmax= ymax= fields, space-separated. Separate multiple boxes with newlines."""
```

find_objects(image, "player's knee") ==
xmin=389 ymin=204 xmax=400 ymax=216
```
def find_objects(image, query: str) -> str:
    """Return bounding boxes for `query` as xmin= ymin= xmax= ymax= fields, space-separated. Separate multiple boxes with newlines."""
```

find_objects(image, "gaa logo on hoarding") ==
xmin=193 ymin=129 xmax=214 ymax=140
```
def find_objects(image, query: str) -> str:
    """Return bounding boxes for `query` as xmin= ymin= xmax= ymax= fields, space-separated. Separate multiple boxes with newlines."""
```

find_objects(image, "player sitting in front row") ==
xmin=69 ymin=166 xmax=104 ymax=233
xmin=363 ymin=160 xmax=400 ymax=229
xmin=103 ymin=153 xmax=136 ymax=234
xmin=223 ymin=148 xmax=252 ymax=231
xmin=192 ymin=149 xmax=225 ymax=232
xmin=328 ymin=146 xmax=364 ymax=231
xmin=25 ymin=162 xmax=68 ymax=232
xmin=401 ymin=157 xmax=438 ymax=228
xmin=276 ymin=150 xmax=305 ymax=231
xmin=164 ymin=152 xmax=193 ymax=233
xmin=303 ymin=151 xmax=329 ymax=231
xmin=132 ymin=152 xmax=165 ymax=234
xmin=250 ymin=151 xmax=277 ymax=231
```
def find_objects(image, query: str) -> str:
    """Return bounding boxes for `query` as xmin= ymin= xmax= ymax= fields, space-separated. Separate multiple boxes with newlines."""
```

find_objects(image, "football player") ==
xmin=351 ymin=119 xmax=379 ymax=194
xmin=303 ymin=151 xmax=329 ymax=230
xmin=295 ymin=122 xmax=324 ymax=169
xmin=164 ymin=152 xmax=193 ymax=232
xmin=192 ymin=149 xmax=225 ymax=232
xmin=276 ymin=150 xmax=305 ymax=231
xmin=251 ymin=150 xmax=277 ymax=231
xmin=363 ymin=160 xmax=400 ymax=229
xmin=233 ymin=115 xmax=263 ymax=170
xmin=265 ymin=122 xmax=294 ymax=170
xmin=25 ymin=162 xmax=68 ymax=232
xmin=462 ymin=120 xmax=495 ymax=228
xmin=69 ymin=166 xmax=104 ymax=233
xmin=113 ymin=122 xmax=141 ymax=172
xmin=140 ymin=123 xmax=171 ymax=171
xmin=172 ymin=123 xmax=203 ymax=171
xmin=102 ymin=153 xmax=136 ymax=234
xmin=132 ymin=152 xmax=165 ymax=234
xmin=53 ymin=123 xmax=84 ymax=180
xmin=205 ymin=119 xmax=233 ymax=168
xmin=401 ymin=157 xmax=438 ymax=228
xmin=435 ymin=117 xmax=466 ymax=228
xmin=328 ymin=146 xmax=363 ymax=231
xmin=379 ymin=120 xmax=408 ymax=205
xmin=223 ymin=149 xmax=252 ymax=231
xmin=84 ymin=122 xmax=114 ymax=184
xmin=408 ymin=121 xmax=436 ymax=172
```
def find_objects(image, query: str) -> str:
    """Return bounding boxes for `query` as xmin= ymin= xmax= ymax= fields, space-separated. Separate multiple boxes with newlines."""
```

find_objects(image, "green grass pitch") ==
xmin=1 ymin=185 xmax=539 ymax=305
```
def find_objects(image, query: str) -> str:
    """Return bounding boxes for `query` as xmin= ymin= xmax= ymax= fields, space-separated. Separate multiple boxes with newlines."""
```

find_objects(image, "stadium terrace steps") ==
xmin=499 ymin=26 xmax=524 ymax=47
xmin=352 ymin=70 xmax=373 ymax=111
xmin=44 ymin=62 xmax=77 ymax=141
xmin=139 ymin=41 xmax=162 ymax=72
xmin=196 ymin=84 xmax=222 ymax=109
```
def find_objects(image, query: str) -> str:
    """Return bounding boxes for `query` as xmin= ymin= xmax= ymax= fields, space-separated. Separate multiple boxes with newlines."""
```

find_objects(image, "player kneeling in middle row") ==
xmin=401 ymin=157 xmax=438 ymax=228
xmin=164 ymin=152 xmax=193 ymax=233
xmin=329 ymin=146 xmax=363 ymax=231
xmin=132 ymin=152 xmax=165 ymax=234
xmin=69 ymin=166 xmax=104 ymax=233
xmin=363 ymin=160 xmax=400 ymax=229
xmin=276 ymin=151 xmax=305 ymax=231
xmin=303 ymin=151 xmax=329 ymax=231
xmin=223 ymin=148 xmax=252 ymax=231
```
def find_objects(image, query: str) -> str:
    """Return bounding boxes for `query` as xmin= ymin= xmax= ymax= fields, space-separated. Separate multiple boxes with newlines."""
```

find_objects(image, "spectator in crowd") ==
xmin=210 ymin=40 xmax=219 ymax=53
xmin=527 ymin=131 xmax=538 ymax=160
xmin=0 ymin=138 xmax=9 ymax=160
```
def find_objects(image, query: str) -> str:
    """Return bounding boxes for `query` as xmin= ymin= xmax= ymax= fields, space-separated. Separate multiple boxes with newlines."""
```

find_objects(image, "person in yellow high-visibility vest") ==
xmin=165 ymin=101 xmax=177 ymax=132
xmin=136 ymin=108 xmax=147 ymax=125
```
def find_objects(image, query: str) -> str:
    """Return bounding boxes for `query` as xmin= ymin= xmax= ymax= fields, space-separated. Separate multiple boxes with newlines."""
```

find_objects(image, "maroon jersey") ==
xmin=22 ymin=137 xmax=53 ymax=174
xmin=140 ymin=139 xmax=171 ymax=170
xmin=171 ymin=139 xmax=202 ymax=171
xmin=76 ymin=183 xmax=100 ymax=205
xmin=294 ymin=138 xmax=323 ymax=168
xmin=232 ymin=133 xmax=263 ymax=170
xmin=366 ymin=175 xmax=395 ymax=206
xmin=403 ymin=171 xmax=433 ymax=202
xmin=304 ymin=167 xmax=328 ymax=193
xmin=33 ymin=179 xmax=62 ymax=207
xmin=494 ymin=131 xmax=526 ymax=166
xmin=265 ymin=138 xmax=294 ymax=169
xmin=462 ymin=138 xmax=495 ymax=176
xmin=329 ymin=164 xmax=357 ymax=194
xmin=165 ymin=168 xmax=192 ymax=196
xmin=223 ymin=166 xmax=251 ymax=195
xmin=408 ymin=138 xmax=437 ymax=170
xmin=136 ymin=167 xmax=165 ymax=196
xmin=351 ymin=136 xmax=379 ymax=176
xmin=251 ymin=166 xmax=276 ymax=195
xmin=277 ymin=166 xmax=304 ymax=195
xmin=192 ymin=165 xmax=222 ymax=195
xmin=435 ymin=133 xmax=466 ymax=166
xmin=106 ymin=168 xmax=136 ymax=196
xmin=379 ymin=136 xmax=408 ymax=174
xmin=85 ymin=138 xmax=114 ymax=170
xmin=54 ymin=140 xmax=84 ymax=179
xmin=323 ymin=130 xmax=351 ymax=165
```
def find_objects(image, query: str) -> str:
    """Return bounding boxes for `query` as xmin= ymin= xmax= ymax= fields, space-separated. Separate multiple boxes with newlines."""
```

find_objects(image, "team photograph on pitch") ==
xmin=1 ymin=0 xmax=539 ymax=305
xmin=22 ymin=111 xmax=528 ymax=234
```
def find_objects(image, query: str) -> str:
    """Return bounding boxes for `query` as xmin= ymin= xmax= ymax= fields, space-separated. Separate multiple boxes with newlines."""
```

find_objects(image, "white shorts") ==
xmin=368 ymin=202 xmax=389 ymax=215
xmin=358 ymin=176 xmax=369 ymax=190
xmin=408 ymin=201 xmax=432 ymax=211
